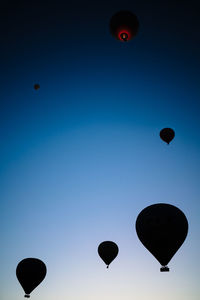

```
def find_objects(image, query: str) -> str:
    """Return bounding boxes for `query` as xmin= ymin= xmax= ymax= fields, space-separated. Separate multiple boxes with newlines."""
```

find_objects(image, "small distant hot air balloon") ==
xmin=98 ymin=241 xmax=119 ymax=268
xmin=16 ymin=258 xmax=47 ymax=298
xmin=34 ymin=84 xmax=40 ymax=90
xmin=110 ymin=11 xmax=139 ymax=42
xmin=135 ymin=203 xmax=188 ymax=271
xmin=160 ymin=128 xmax=175 ymax=144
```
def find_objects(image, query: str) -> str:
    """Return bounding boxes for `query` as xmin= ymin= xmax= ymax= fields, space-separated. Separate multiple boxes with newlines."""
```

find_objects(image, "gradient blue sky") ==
xmin=1 ymin=1 xmax=200 ymax=299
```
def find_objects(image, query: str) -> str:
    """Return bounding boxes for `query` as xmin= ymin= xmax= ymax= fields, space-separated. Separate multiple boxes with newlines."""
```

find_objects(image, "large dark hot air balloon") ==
xmin=135 ymin=203 xmax=188 ymax=271
xmin=98 ymin=241 xmax=119 ymax=268
xmin=160 ymin=128 xmax=175 ymax=144
xmin=110 ymin=11 xmax=139 ymax=42
xmin=16 ymin=258 xmax=47 ymax=298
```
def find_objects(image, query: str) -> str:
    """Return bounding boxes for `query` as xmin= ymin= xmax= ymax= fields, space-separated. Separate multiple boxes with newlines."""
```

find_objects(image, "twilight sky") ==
xmin=1 ymin=1 xmax=200 ymax=300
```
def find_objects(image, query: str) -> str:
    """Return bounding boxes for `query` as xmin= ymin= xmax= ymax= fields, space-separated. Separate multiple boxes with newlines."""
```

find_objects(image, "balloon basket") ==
xmin=160 ymin=266 xmax=169 ymax=272
xmin=24 ymin=295 xmax=30 ymax=298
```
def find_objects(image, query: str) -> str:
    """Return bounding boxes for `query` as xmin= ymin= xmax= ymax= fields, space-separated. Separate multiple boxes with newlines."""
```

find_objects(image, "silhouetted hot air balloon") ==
xmin=135 ymin=204 xmax=188 ymax=271
xmin=34 ymin=84 xmax=40 ymax=90
xmin=160 ymin=128 xmax=175 ymax=144
xmin=16 ymin=258 xmax=47 ymax=298
xmin=110 ymin=11 xmax=139 ymax=42
xmin=98 ymin=241 xmax=119 ymax=268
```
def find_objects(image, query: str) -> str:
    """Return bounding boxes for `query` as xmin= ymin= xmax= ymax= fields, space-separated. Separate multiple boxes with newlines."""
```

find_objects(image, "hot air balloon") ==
xmin=34 ymin=84 xmax=40 ymax=90
xmin=98 ymin=241 xmax=119 ymax=268
xmin=16 ymin=258 xmax=47 ymax=298
xmin=160 ymin=128 xmax=175 ymax=144
xmin=110 ymin=11 xmax=139 ymax=42
xmin=135 ymin=203 xmax=188 ymax=271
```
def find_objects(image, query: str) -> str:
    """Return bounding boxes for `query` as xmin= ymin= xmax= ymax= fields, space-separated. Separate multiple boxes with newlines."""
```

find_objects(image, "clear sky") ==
xmin=1 ymin=0 xmax=200 ymax=299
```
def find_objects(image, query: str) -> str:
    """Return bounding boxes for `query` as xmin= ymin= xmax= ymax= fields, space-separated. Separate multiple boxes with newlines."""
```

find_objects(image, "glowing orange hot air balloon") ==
xmin=110 ymin=11 xmax=139 ymax=42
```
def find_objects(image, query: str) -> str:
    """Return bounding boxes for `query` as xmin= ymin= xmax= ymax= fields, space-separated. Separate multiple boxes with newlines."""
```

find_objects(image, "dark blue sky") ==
xmin=1 ymin=1 xmax=200 ymax=300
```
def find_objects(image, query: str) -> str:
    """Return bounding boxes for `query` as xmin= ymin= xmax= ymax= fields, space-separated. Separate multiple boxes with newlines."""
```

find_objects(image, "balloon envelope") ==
xmin=98 ymin=241 xmax=119 ymax=267
xmin=16 ymin=258 xmax=47 ymax=297
xmin=34 ymin=84 xmax=40 ymax=90
xmin=160 ymin=128 xmax=175 ymax=144
xmin=110 ymin=11 xmax=139 ymax=42
xmin=135 ymin=203 xmax=188 ymax=270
